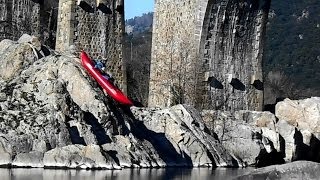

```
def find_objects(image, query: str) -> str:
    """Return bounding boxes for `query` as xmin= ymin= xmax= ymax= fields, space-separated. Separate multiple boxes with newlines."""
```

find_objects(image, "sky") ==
xmin=124 ymin=0 xmax=154 ymax=19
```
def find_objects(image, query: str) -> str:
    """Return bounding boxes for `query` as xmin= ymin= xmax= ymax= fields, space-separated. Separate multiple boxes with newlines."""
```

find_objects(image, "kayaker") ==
xmin=94 ymin=60 xmax=105 ymax=71
xmin=94 ymin=60 xmax=113 ymax=81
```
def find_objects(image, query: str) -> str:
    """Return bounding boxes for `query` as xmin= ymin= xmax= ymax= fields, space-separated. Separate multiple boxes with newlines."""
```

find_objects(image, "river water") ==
xmin=0 ymin=167 xmax=252 ymax=180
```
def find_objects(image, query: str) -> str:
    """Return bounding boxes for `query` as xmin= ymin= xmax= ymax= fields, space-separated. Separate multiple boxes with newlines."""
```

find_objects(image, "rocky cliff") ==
xmin=202 ymin=97 xmax=320 ymax=167
xmin=0 ymin=36 xmax=243 ymax=169
xmin=1 ymin=35 xmax=320 ymax=170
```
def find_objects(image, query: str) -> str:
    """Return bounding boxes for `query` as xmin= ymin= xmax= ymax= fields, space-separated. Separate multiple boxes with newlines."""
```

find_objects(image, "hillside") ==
xmin=124 ymin=13 xmax=153 ymax=106
xmin=264 ymin=0 xmax=320 ymax=90
xmin=125 ymin=12 xmax=153 ymax=35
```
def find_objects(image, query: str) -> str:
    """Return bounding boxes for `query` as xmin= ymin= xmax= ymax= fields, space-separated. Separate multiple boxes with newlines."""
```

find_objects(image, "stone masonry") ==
xmin=149 ymin=0 xmax=208 ymax=107
xmin=0 ymin=0 xmax=42 ymax=41
xmin=55 ymin=0 xmax=127 ymax=92
xmin=149 ymin=0 xmax=270 ymax=112
xmin=0 ymin=0 xmax=127 ymax=92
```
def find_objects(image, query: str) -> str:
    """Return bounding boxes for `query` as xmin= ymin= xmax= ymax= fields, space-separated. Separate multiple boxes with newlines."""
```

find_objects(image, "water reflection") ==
xmin=0 ymin=167 xmax=251 ymax=180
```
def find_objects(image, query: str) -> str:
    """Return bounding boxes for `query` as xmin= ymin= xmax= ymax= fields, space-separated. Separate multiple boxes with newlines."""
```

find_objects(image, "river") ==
xmin=0 ymin=167 xmax=252 ymax=180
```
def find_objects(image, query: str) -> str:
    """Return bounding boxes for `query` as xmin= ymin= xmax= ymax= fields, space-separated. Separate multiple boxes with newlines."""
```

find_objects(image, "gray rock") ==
xmin=17 ymin=34 xmax=33 ymax=44
xmin=235 ymin=161 xmax=320 ymax=180
xmin=0 ymin=36 xmax=254 ymax=169
xmin=276 ymin=120 xmax=296 ymax=162
xmin=132 ymin=105 xmax=243 ymax=167
xmin=18 ymin=34 xmax=42 ymax=51
xmin=276 ymin=97 xmax=320 ymax=133
xmin=202 ymin=108 xmax=320 ymax=166
xmin=0 ymin=137 xmax=12 ymax=166
xmin=0 ymin=152 xmax=11 ymax=166
xmin=32 ymin=139 xmax=48 ymax=153
xmin=102 ymin=135 xmax=165 ymax=168
xmin=43 ymin=144 xmax=121 ymax=169
xmin=0 ymin=37 xmax=111 ymax=168
xmin=81 ymin=144 xmax=120 ymax=169
xmin=0 ymin=93 xmax=6 ymax=102
xmin=0 ymin=39 xmax=37 ymax=81
xmin=201 ymin=110 xmax=285 ymax=166
xmin=12 ymin=151 xmax=44 ymax=167
xmin=43 ymin=145 xmax=95 ymax=168
xmin=235 ymin=110 xmax=277 ymax=128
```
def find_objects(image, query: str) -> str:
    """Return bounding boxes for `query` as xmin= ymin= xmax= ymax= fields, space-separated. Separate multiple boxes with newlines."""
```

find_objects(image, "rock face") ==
xmin=275 ymin=98 xmax=320 ymax=162
xmin=202 ymin=100 xmax=320 ymax=167
xmin=276 ymin=98 xmax=320 ymax=133
xmin=2 ymin=36 xmax=320 ymax=170
xmin=236 ymin=161 xmax=320 ymax=180
xmin=202 ymin=110 xmax=283 ymax=167
xmin=131 ymin=105 xmax=243 ymax=167
xmin=0 ymin=37 xmax=242 ymax=169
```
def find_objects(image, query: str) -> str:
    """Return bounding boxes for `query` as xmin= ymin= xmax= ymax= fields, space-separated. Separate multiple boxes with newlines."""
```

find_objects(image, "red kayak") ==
xmin=80 ymin=51 xmax=133 ymax=106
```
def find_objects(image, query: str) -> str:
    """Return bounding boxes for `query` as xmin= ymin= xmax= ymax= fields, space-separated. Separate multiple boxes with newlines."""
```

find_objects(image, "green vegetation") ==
xmin=124 ymin=13 xmax=153 ymax=105
xmin=264 ymin=0 xmax=320 ymax=90
xmin=125 ymin=12 xmax=153 ymax=35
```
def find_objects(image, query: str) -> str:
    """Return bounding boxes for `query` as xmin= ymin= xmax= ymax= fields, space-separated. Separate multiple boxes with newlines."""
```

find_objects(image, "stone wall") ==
xmin=149 ymin=0 xmax=270 ymax=112
xmin=0 ymin=0 xmax=42 ymax=41
xmin=197 ymin=0 xmax=270 ymax=112
xmin=149 ymin=0 xmax=208 ymax=107
xmin=55 ymin=0 xmax=126 ymax=92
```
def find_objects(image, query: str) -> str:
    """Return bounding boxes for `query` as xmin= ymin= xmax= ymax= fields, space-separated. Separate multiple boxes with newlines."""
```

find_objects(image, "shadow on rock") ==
xmin=122 ymin=108 xmax=193 ymax=166
xmin=83 ymin=111 xmax=112 ymax=145
xmin=293 ymin=129 xmax=320 ymax=162
xmin=65 ymin=117 xmax=86 ymax=145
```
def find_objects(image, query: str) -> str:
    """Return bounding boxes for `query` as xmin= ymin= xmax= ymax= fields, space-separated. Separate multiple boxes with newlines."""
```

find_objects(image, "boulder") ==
xmin=236 ymin=161 xmax=320 ymax=180
xmin=12 ymin=151 xmax=44 ymax=167
xmin=101 ymin=135 xmax=166 ymax=168
xmin=80 ymin=144 xmax=120 ymax=169
xmin=18 ymin=34 xmax=41 ymax=50
xmin=235 ymin=110 xmax=277 ymax=128
xmin=276 ymin=97 xmax=320 ymax=133
xmin=132 ymin=105 xmax=243 ymax=167
xmin=275 ymin=120 xmax=295 ymax=162
xmin=201 ymin=110 xmax=282 ymax=166
xmin=203 ymin=107 xmax=320 ymax=166
xmin=0 ymin=39 xmax=37 ymax=81
xmin=43 ymin=145 xmax=95 ymax=168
